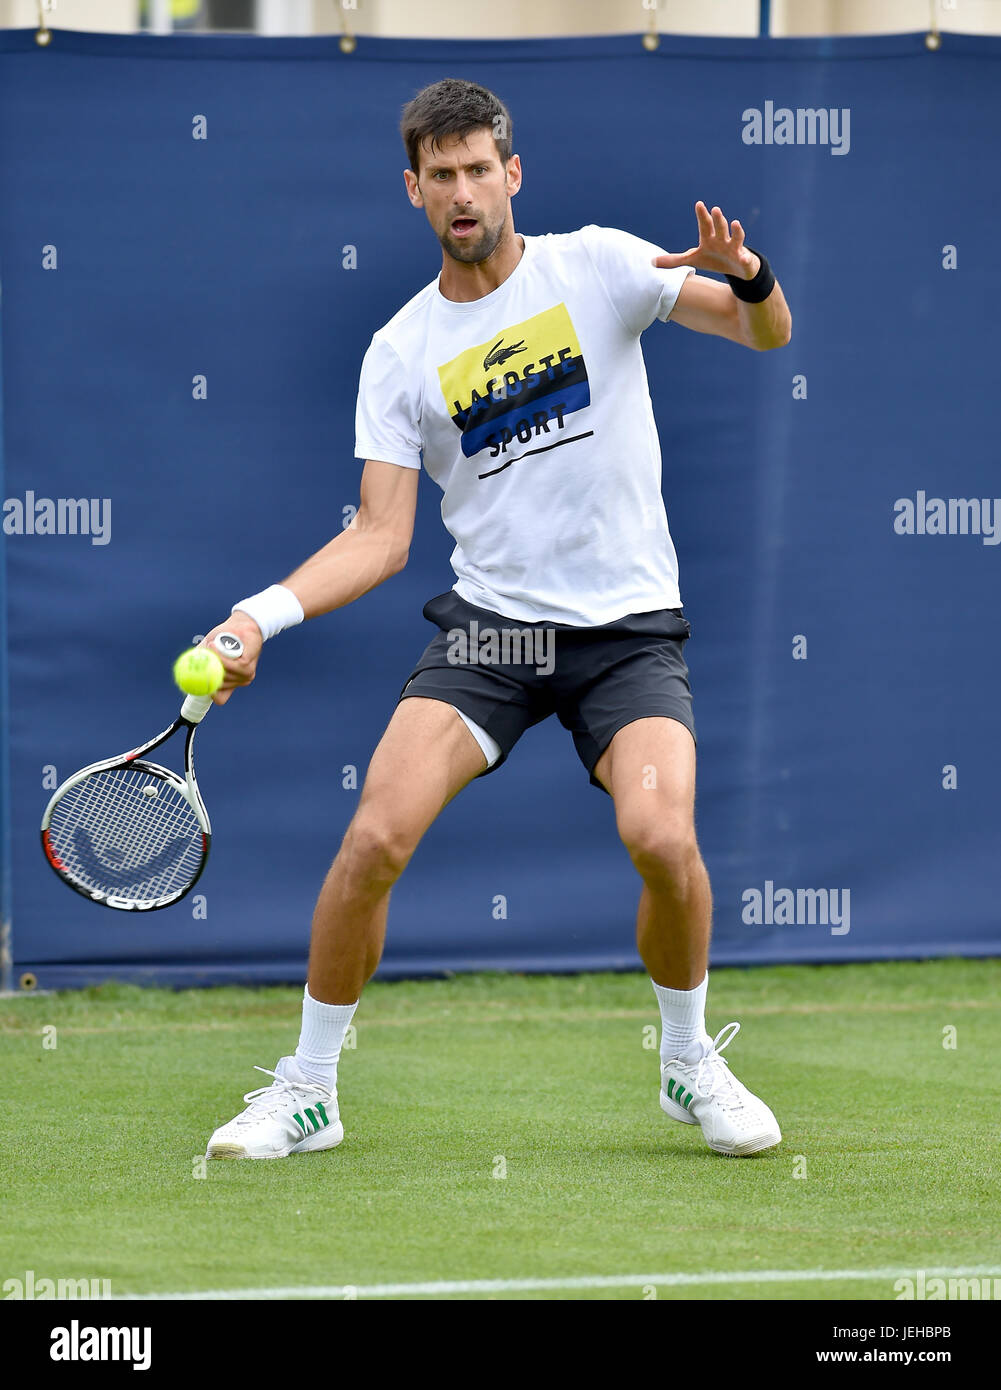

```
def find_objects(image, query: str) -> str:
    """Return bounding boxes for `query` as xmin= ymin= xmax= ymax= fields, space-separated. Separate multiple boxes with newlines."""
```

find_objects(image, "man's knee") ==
xmin=617 ymin=809 xmax=700 ymax=884
xmin=338 ymin=811 xmax=418 ymax=887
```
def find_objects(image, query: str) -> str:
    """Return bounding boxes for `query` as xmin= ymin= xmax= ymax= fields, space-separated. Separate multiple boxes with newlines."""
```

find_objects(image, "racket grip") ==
xmin=180 ymin=694 xmax=214 ymax=724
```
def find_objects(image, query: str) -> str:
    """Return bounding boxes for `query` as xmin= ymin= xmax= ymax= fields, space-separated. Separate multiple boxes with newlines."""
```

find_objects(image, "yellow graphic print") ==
xmin=437 ymin=304 xmax=592 ymax=477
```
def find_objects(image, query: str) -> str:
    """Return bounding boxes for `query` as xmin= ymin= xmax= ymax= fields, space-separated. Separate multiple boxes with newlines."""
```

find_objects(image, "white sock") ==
xmin=652 ymin=974 xmax=712 ymax=1063
xmin=293 ymin=986 xmax=359 ymax=1092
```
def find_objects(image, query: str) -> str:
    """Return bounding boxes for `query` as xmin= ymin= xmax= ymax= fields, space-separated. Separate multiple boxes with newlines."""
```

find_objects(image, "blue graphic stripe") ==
xmin=461 ymin=381 xmax=591 ymax=459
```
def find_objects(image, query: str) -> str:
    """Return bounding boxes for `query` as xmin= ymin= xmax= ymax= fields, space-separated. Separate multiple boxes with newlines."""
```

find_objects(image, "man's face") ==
xmin=405 ymin=128 xmax=520 ymax=264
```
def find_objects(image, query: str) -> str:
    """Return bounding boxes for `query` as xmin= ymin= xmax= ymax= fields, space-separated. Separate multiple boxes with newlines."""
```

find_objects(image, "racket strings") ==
xmin=46 ymin=766 xmax=204 ymax=902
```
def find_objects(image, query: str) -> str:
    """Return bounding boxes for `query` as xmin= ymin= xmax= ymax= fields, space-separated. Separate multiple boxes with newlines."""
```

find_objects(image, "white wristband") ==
xmin=231 ymin=584 xmax=304 ymax=642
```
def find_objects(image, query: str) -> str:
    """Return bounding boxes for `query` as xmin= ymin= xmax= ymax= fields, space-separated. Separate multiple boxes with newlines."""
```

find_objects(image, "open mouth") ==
xmin=451 ymin=218 xmax=478 ymax=237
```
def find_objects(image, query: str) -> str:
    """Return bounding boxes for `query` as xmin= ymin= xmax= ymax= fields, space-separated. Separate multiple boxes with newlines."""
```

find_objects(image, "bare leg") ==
xmin=307 ymin=697 xmax=487 ymax=1003
xmin=592 ymin=717 xmax=711 ymax=989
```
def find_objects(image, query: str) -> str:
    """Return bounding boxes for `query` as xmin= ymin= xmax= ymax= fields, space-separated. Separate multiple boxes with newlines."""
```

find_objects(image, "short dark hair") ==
xmin=400 ymin=78 xmax=513 ymax=178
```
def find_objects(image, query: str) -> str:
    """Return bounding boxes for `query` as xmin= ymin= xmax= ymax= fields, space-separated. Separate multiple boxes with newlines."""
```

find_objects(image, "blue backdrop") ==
xmin=1 ymin=27 xmax=998 ymax=988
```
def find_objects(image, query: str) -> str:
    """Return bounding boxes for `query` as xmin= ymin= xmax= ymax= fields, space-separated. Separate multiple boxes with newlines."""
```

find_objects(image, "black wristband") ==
xmin=725 ymin=247 xmax=775 ymax=303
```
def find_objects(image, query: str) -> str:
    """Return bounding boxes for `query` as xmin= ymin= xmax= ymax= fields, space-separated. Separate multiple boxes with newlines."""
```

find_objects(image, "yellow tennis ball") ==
xmin=173 ymin=647 xmax=225 ymax=697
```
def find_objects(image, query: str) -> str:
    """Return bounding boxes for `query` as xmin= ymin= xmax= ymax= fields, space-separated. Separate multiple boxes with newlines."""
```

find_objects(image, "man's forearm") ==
xmin=734 ymin=252 xmax=792 ymax=350
xmin=281 ymin=523 xmax=408 ymax=621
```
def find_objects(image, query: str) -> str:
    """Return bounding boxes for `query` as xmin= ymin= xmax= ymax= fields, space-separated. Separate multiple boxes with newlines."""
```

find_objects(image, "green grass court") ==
xmin=2 ymin=959 xmax=998 ymax=1301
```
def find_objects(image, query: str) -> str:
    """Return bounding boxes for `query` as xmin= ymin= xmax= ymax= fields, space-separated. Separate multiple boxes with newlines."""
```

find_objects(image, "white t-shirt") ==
xmin=354 ymin=224 xmax=694 ymax=626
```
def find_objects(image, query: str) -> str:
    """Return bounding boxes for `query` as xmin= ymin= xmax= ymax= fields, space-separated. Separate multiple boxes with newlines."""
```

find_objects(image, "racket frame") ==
xmin=40 ymin=693 xmax=214 ymax=912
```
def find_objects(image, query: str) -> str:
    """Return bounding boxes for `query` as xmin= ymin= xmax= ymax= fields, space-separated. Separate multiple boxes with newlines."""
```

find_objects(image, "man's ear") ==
xmin=403 ymin=169 xmax=423 ymax=209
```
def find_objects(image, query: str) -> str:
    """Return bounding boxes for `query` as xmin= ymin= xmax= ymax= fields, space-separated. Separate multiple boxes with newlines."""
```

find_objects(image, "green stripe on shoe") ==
xmin=293 ymin=1105 xmax=331 ymax=1136
xmin=666 ymin=1079 xmax=694 ymax=1109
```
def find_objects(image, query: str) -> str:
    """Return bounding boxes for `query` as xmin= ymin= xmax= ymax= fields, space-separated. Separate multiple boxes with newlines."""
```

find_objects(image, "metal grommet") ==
xmin=19 ymin=972 xmax=38 ymax=991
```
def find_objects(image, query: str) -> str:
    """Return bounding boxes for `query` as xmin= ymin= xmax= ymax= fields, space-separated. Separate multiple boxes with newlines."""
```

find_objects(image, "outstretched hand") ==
xmin=652 ymin=201 xmax=759 ymax=280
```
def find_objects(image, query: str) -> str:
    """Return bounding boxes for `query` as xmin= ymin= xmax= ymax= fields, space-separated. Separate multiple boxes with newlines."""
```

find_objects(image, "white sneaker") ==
xmin=206 ymin=1056 xmax=343 ymax=1160
xmin=660 ymin=1022 xmax=781 ymax=1156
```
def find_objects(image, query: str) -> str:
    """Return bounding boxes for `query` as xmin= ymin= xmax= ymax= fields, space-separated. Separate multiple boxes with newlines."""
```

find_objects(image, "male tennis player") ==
xmin=202 ymin=79 xmax=792 ymax=1160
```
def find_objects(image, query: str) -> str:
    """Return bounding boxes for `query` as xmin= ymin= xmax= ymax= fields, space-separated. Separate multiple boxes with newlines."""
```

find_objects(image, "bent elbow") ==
xmin=758 ymin=320 xmax=792 ymax=351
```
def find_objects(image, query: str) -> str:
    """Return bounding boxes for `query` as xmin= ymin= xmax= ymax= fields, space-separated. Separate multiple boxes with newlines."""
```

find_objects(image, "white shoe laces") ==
xmin=233 ymin=1065 xmax=328 ymax=1127
xmin=689 ymin=1022 xmax=746 ymax=1110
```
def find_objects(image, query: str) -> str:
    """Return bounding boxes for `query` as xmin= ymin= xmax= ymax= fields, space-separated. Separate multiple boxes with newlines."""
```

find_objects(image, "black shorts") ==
xmin=397 ymin=591 xmax=696 ymax=793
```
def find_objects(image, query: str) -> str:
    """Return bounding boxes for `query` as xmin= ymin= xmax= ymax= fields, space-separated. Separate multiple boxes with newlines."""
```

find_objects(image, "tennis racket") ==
xmin=40 ymin=632 xmax=242 ymax=912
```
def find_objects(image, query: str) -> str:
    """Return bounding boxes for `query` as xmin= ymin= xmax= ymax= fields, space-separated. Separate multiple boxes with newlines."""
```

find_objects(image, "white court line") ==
xmin=117 ymin=1264 xmax=1001 ymax=1300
